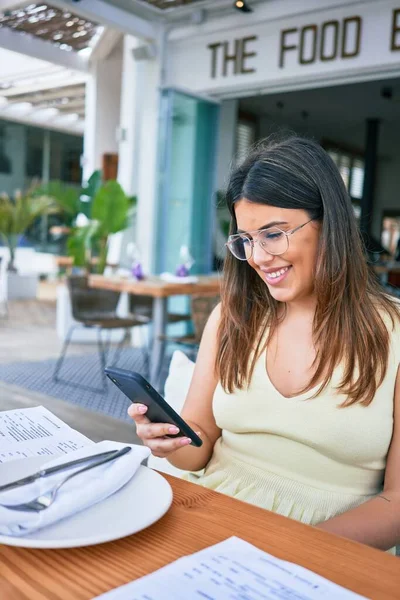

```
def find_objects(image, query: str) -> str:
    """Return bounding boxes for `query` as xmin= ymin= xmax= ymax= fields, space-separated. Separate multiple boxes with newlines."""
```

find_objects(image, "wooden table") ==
xmin=1 ymin=474 xmax=399 ymax=600
xmin=1 ymin=396 xmax=399 ymax=600
xmin=89 ymin=274 xmax=221 ymax=383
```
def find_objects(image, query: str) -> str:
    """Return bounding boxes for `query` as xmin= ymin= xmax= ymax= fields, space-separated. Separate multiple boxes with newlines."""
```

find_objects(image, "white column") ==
xmin=117 ymin=35 xmax=141 ymax=196
xmin=114 ymin=35 xmax=146 ymax=272
xmin=82 ymin=44 xmax=123 ymax=182
xmin=135 ymin=57 xmax=162 ymax=274
xmin=117 ymin=35 xmax=162 ymax=274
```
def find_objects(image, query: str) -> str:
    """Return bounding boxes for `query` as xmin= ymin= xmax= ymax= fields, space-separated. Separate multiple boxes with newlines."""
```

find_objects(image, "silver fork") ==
xmin=0 ymin=446 xmax=131 ymax=512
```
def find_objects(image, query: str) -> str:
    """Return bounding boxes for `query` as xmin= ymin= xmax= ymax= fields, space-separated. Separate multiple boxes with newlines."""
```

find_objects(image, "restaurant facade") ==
xmin=2 ymin=0 xmax=399 ymax=271
xmin=114 ymin=0 xmax=400 ymax=274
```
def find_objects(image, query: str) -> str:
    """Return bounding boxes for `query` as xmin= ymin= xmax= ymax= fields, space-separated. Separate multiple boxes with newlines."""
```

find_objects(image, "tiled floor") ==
xmin=0 ymin=285 xmax=104 ymax=364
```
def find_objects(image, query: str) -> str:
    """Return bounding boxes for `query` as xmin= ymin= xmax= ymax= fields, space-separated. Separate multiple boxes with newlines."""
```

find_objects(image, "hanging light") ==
xmin=234 ymin=1 xmax=253 ymax=13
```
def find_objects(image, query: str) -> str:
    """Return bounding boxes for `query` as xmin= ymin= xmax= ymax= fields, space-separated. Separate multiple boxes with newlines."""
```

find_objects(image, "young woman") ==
xmin=129 ymin=136 xmax=400 ymax=553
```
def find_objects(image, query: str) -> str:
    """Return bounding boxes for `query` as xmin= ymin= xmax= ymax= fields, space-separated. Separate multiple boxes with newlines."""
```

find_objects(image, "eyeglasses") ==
xmin=226 ymin=219 xmax=314 ymax=261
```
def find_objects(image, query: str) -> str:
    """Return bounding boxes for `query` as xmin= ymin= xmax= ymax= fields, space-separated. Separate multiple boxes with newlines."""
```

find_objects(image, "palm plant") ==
xmin=0 ymin=190 xmax=58 ymax=272
xmin=36 ymin=170 xmax=102 ymax=226
xmin=67 ymin=180 xmax=133 ymax=274
xmin=32 ymin=173 xmax=134 ymax=274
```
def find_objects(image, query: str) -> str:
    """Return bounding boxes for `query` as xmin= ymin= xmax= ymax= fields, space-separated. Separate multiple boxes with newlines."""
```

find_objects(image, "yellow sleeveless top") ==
xmin=186 ymin=315 xmax=399 ymax=540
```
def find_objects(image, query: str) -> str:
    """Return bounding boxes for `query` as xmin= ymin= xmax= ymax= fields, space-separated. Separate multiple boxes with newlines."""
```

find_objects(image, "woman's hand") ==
xmin=128 ymin=403 xmax=196 ymax=458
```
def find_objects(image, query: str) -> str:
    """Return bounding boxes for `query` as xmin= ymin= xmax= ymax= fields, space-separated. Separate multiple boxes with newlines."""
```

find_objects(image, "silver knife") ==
xmin=0 ymin=448 xmax=126 ymax=493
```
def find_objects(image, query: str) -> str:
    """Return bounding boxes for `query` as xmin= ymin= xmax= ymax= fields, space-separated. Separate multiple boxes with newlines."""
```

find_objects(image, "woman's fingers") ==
xmin=127 ymin=403 xmax=199 ymax=457
xmin=127 ymin=403 xmax=150 ymax=425
xmin=137 ymin=422 xmax=181 ymax=439
xmin=146 ymin=436 xmax=193 ymax=458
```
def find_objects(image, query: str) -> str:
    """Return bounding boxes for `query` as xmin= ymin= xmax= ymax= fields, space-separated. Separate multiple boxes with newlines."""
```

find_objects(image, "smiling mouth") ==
xmin=264 ymin=266 xmax=291 ymax=283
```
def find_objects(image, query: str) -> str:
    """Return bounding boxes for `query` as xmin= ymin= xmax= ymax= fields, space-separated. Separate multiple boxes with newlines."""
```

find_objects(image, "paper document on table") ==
xmin=94 ymin=536 xmax=366 ymax=600
xmin=0 ymin=406 xmax=94 ymax=463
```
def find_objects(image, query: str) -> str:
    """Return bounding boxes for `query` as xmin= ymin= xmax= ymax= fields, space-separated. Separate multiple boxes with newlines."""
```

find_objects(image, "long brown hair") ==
xmin=217 ymin=135 xmax=399 ymax=406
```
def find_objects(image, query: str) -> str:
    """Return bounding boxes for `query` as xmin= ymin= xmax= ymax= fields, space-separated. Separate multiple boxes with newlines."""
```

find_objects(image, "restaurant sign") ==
xmin=168 ymin=1 xmax=400 ymax=94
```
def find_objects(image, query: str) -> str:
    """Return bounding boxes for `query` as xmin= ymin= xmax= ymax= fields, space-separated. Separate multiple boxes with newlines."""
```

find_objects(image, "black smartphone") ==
xmin=105 ymin=366 xmax=203 ymax=447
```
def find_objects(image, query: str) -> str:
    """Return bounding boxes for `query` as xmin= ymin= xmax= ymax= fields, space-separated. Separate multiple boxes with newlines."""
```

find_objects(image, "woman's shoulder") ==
xmin=377 ymin=294 xmax=400 ymax=323
xmin=201 ymin=302 xmax=222 ymax=340
xmin=209 ymin=301 xmax=222 ymax=324
xmin=376 ymin=295 xmax=400 ymax=349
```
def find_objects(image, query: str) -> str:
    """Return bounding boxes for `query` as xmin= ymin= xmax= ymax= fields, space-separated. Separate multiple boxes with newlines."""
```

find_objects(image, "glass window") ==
xmin=236 ymin=121 xmax=256 ymax=161
xmin=381 ymin=216 xmax=400 ymax=256
xmin=327 ymin=147 xmax=364 ymax=201
xmin=50 ymin=131 xmax=82 ymax=183
xmin=26 ymin=127 xmax=44 ymax=182
xmin=349 ymin=159 xmax=365 ymax=200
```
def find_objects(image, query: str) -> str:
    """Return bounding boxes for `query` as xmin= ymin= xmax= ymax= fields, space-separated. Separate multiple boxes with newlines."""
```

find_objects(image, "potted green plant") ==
xmin=0 ymin=189 xmax=57 ymax=273
xmin=66 ymin=179 xmax=135 ymax=274
xmin=36 ymin=170 xmax=102 ymax=248
xmin=0 ymin=188 xmax=59 ymax=300
xmin=53 ymin=179 xmax=135 ymax=344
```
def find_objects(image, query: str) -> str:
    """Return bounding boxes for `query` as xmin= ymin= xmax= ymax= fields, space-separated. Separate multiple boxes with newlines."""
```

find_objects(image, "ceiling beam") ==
xmin=50 ymin=0 xmax=159 ymax=41
xmin=0 ymin=73 xmax=87 ymax=97
xmin=6 ymin=97 xmax=86 ymax=111
xmin=5 ymin=84 xmax=85 ymax=103
xmin=55 ymin=99 xmax=86 ymax=111
xmin=0 ymin=27 xmax=89 ymax=72
xmin=90 ymin=28 xmax=122 ymax=61
xmin=0 ymin=106 xmax=85 ymax=133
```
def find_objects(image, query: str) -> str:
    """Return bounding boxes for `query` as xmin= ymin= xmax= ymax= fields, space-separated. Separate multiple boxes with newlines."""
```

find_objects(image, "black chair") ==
xmin=155 ymin=294 xmax=220 ymax=388
xmin=53 ymin=275 xmax=151 ymax=392
xmin=129 ymin=294 xmax=191 ymax=325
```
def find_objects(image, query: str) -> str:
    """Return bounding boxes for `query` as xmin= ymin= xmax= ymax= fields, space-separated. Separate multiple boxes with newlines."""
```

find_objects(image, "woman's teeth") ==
xmin=266 ymin=267 xmax=289 ymax=279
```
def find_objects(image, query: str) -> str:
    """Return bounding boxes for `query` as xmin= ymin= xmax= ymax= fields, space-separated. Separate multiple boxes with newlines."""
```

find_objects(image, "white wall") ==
xmin=135 ymin=56 xmax=162 ymax=273
xmin=96 ymin=46 xmax=123 ymax=160
xmin=167 ymin=0 xmax=400 ymax=98
xmin=83 ymin=42 xmax=123 ymax=180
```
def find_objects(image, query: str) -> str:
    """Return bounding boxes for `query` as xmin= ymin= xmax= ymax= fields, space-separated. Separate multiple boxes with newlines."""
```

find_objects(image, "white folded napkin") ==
xmin=159 ymin=272 xmax=199 ymax=283
xmin=0 ymin=441 xmax=150 ymax=537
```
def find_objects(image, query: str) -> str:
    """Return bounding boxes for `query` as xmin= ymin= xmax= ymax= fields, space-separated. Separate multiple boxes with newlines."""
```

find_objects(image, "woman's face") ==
xmin=234 ymin=200 xmax=321 ymax=304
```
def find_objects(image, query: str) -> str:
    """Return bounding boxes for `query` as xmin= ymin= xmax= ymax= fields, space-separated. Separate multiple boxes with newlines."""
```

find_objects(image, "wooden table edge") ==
xmin=88 ymin=274 xmax=221 ymax=298
xmin=0 ymin=457 xmax=398 ymax=600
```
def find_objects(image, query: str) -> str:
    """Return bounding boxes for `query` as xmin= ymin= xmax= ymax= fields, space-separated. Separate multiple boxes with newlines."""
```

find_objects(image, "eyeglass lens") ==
xmin=229 ymin=228 xmax=289 ymax=260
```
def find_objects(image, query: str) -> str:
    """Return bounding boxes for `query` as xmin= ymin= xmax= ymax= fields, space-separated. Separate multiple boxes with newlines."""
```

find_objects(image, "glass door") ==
xmin=155 ymin=89 xmax=220 ymax=275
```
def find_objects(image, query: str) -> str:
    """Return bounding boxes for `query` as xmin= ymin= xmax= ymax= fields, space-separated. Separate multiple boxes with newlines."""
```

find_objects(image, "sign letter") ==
xmin=320 ymin=20 xmax=339 ymax=61
xmin=391 ymin=9 xmax=400 ymax=51
xmin=223 ymin=39 xmax=241 ymax=76
xmin=299 ymin=25 xmax=318 ymax=64
xmin=208 ymin=42 xmax=221 ymax=78
xmin=240 ymin=36 xmax=257 ymax=73
xmin=341 ymin=16 xmax=361 ymax=58
xmin=279 ymin=28 xmax=297 ymax=68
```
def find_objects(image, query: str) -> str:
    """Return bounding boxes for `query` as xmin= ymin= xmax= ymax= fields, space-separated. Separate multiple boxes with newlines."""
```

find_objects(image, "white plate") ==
xmin=0 ymin=457 xmax=173 ymax=549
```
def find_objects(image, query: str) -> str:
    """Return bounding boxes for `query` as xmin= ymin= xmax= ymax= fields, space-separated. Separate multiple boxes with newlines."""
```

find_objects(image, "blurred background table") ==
xmin=88 ymin=274 xmax=221 ymax=383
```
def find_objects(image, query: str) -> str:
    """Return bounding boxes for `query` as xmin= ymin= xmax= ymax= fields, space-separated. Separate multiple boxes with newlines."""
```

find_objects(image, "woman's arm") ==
xmin=317 ymin=367 xmax=400 ymax=550
xmin=167 ymin=303 xmax=222 ymax=472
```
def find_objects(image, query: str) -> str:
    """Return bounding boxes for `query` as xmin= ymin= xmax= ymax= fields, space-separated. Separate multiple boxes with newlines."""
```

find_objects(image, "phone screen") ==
xmin=105 ymin=367 xmax=202 ymax=447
